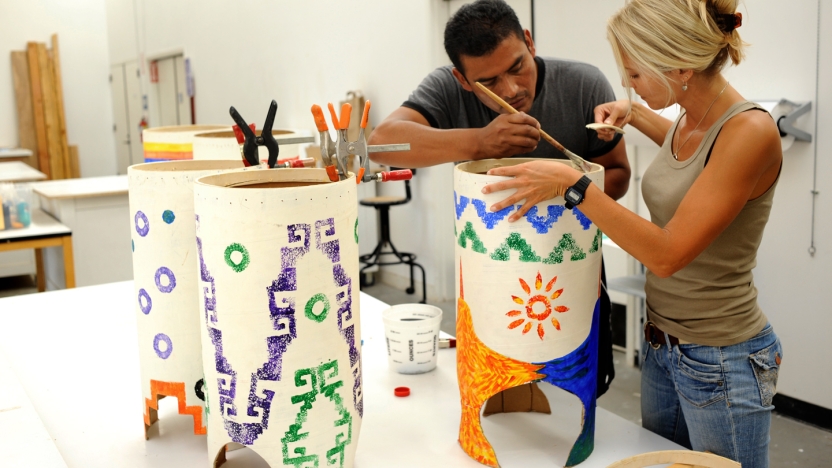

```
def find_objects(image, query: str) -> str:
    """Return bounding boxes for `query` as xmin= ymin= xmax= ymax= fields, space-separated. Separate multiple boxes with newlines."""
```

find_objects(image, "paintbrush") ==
xmin=474 ymin=82 xmax=592 ymax=173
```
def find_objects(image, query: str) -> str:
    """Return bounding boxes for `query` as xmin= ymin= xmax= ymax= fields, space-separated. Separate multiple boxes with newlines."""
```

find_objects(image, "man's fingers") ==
xmin=508 ymin=112 xmax=540 ymax=128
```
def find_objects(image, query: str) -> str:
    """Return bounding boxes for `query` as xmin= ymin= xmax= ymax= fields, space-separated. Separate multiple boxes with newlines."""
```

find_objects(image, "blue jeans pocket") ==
xmin=676 ymin=346 xmax=726 ymax=408
xmin=749 ymin=340 xmax=782 ymax=408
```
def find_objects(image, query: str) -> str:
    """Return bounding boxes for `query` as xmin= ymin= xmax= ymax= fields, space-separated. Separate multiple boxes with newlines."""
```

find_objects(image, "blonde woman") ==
xmin=481 ymin=0 xmax=783 ymax=465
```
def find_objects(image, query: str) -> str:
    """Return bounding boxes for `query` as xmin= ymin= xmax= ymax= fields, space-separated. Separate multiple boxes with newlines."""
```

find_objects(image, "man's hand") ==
xmin=475 ymin=112 xmax=541 ymax=159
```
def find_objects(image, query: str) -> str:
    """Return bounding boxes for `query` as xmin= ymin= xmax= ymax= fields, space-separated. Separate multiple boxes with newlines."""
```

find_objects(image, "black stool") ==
xmin=359 ymin=168 xmax=426 ymax=304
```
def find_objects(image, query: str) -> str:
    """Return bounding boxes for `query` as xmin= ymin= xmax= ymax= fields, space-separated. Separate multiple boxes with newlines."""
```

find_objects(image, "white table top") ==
xmin=0 ymin=282 xmax=681 ymax=467
xmin=0 ymin=161 xmax=47 ymax=183
xmin=0 ymin=208 xmax=70 ymax=241
xmin=0 ymin=348 xmax=67 ymax=467
xmin=32 ymin=175 xmax=127 ymax=199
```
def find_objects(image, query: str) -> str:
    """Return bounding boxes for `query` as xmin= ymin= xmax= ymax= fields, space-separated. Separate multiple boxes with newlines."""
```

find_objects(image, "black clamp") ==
xmin=229 ymin=100 xmax=280 ymax=168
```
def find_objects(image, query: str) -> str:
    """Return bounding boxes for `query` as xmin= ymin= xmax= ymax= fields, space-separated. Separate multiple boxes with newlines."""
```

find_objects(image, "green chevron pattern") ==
xmin=543 ymin=233 xmax=587 ymax=264
xmin=490 ymin=232 xmax=541 ymax=262
xmin=455 ymin=222 xmax=601 ymax=264
xmin=457 ymin=221 xmax=487 ymax=253
xmin=589 ymin=228 xmax=603 ymax=253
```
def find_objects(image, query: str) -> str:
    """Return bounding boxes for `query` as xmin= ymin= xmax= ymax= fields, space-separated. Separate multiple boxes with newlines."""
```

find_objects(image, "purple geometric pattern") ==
xmin=195 ymin=214 xmax=361 ymax=445
xmin=318 ymin=219 xmax=362 ymax=418
xmin=316 ymin=218 xmax=340 ymax=263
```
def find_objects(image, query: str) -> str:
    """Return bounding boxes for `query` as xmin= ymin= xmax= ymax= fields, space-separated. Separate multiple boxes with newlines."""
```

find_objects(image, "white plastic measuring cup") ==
xmin=382 ymin=304 xmax=443 ymax=374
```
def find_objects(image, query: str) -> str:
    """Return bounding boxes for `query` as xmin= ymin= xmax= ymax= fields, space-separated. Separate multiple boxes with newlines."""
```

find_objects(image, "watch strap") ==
xmin=564 ymin=175 xmax=592 ymax=209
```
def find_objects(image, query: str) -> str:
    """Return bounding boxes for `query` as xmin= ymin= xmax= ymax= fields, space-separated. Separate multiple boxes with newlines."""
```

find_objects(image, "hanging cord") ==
xmin=530 ymin=0 xmax=536 ymax=41
xmin=809 ymin=0 xmax=821 ymax=257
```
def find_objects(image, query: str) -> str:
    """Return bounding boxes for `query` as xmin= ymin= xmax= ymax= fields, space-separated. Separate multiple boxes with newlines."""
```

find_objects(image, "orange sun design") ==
xmin=506 ymin=272 xmax=569 ymax=339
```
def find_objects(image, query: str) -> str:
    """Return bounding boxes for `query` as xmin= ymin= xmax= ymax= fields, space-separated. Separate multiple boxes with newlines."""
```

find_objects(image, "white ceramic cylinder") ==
xmin=128 ymin=160 xmax=253 ymax=438
xmin=142 ymin=125 xmax=228 ymax=162
xmin=194 ymin=168 xmax=362 ymax=467
xmin=382 ymin=304 xmax=443 ymax=374
xmin=454 ymin=158 xmax=605 ymax=467
xmin=455 ymin=158 xmax=605 ymax=362
xmin=192 ymin=128 xmax=313 ymax=162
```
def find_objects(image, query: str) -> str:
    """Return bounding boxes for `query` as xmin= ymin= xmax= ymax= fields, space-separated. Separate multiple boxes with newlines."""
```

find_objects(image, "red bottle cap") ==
xmin=394 ymin=386 xmax=410 ymax=397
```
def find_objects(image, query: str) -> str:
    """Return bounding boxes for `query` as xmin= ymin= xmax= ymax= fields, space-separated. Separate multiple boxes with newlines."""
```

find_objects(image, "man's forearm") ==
xmin=369 ymin=120 xmax=481 ymax=168
xmin=603 ymin=167 xmax=630 ymax=201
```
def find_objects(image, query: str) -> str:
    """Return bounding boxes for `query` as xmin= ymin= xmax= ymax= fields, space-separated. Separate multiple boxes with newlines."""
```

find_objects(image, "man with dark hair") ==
xmin=370 ymin=0 xmax=626 ymax=397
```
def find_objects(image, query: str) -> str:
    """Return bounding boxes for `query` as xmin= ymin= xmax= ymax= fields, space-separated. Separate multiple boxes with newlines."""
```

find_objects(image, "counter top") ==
xmin=0 ymin=161 xmax=47 ymax=183
xmin=32 ymin=175 xmax=127 ymax=199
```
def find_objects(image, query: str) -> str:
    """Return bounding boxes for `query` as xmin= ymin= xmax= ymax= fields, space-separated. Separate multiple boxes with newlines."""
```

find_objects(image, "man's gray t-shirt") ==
xmin=402 ymin=57 xmax=622 ymax=160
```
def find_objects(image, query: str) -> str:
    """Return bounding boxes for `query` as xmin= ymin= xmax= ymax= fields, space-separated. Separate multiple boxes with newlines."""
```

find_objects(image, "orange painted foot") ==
xmin=456 ymin=263 xmax=546 ymax=467
xmin=459 ymin=404 xmax=499 ymax=467
xmin=143 ymin=379 xmax=206 ymax=438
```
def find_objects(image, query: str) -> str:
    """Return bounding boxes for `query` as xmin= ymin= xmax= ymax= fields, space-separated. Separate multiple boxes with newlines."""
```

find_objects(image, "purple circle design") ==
xmin=135 ymin=211 xmax=149 ymax=237
xmin=155 ymin=267 xmax=176 ymax=293
xmin=153 ymin=333 xmax=173 ymax=359
xmin=138 ymin=288 xmax=152 ymax=314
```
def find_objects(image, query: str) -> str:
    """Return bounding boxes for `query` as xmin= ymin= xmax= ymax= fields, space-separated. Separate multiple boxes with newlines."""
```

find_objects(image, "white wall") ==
xmin=743 ymin=1 xmax=831 ymax=410
xmin=0 ymin=0 xmax=116 ymax=177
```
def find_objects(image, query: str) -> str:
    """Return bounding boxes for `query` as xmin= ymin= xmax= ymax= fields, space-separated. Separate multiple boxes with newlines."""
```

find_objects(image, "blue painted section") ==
xmin=524 ymin=205 xmax=567 ymax=234
xmin=534 ymin=297 xmax=600 ymax=467
xmin=454 ymin=192 xmax=470 ymax=220
xmin=472 ymin=199 xmax=514 ymax=229
xmin=572 ymin=207 xmax=593 ymax=231
xmin=453 ymin=191 xmax=594 ymax=234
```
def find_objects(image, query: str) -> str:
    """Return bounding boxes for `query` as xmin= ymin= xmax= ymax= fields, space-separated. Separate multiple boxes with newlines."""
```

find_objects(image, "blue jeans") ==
xmin=641 ymin=323 xmax=782 ymax=468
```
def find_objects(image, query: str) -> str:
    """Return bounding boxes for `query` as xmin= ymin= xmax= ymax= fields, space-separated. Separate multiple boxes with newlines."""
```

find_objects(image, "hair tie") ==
xmin=716 ymin=12 xmax=742 ymax=34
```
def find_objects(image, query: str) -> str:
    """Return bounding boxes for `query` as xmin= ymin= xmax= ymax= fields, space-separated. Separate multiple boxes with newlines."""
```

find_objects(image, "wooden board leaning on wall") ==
xmin=10 ymin=34 xmax=79 ymax=179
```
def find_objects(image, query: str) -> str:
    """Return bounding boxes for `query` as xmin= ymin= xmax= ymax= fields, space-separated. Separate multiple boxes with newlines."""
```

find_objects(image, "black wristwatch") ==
xmin=563 ymin=175 xmax=592 ymax=209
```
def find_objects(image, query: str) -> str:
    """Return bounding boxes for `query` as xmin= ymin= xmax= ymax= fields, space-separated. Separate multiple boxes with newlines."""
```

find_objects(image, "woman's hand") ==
xmin=481 ymin=160 xmax=582 ymax=222
xmin=593 ymin=99 xmax=634 ymax=141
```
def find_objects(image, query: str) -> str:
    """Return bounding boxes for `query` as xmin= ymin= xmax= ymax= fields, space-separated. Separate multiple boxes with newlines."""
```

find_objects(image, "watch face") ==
xmin=566 ymin=190 xmax=580 ymax=203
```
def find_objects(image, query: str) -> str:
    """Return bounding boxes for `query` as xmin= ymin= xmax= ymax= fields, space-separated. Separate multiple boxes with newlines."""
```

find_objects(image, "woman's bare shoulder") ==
xmin=716 ymin=107 xmax=782 ymax=164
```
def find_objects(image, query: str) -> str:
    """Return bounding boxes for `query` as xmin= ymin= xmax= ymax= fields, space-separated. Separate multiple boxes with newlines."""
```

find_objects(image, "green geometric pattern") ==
xmin=282 ymin=360 xmax=353 ymax=468
xmin=457 ymin=221 xmax=487 ymax=253
xmin=589 ymin=228 xmax=603 ymax=253
xmin=490 ymin=232 xmax=541 ymax=262
xmin=543 ymin=233 xmax=587 ymax=264
xmin=456 ymin=222 xmax=600 ymax=265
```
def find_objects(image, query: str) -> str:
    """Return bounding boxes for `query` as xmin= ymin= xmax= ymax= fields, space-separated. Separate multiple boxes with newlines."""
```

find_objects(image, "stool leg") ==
xmin=378 ymin=206 xmax=391 ymax=246
xmin=414 ymin=261 xmax=427 ymax=304
xmin=357 ymin=204 xmax=426 ymax=303
xmin=406 ymin=261 xmax=416 ymax=295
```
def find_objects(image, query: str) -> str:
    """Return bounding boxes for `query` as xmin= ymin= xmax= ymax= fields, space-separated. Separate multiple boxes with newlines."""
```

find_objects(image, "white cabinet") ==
xmin=33 ymin=176 xmax=131 ymax=289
